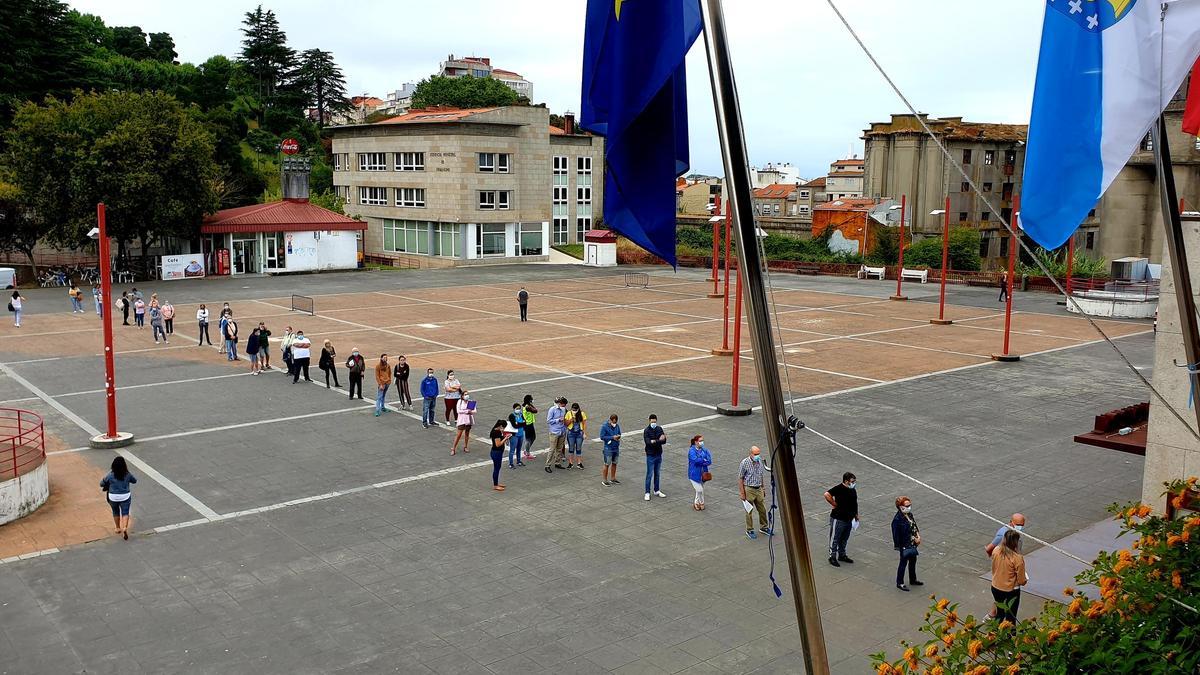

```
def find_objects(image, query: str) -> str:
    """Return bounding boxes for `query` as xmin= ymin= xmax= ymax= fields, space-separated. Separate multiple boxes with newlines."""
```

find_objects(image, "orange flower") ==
xmin=963 ymin=620 xmax=976 ymax=631
xmin=968 ymin=639 xmax=983 ymax=658
xmin=1067 ymin=598 xmax=1084 ymax=616
xmin=1059 ymin=620 xmax=1073 ymax=632
xmin=1046 ymin=629 xmax=1060 ymax=643
xmin=876 ymin=664 xmax=895 ymax=675
xmin=1085 ymin=603 xmax=1106 ymax=619
xmin=904 ymin=647 xmax=918 ymax=668
xmin=942 ymin=632 xmax=956 ymax=648
xmin=1182 ymin=529 xmax=1191 ymax=543
xmin=1136 ymin=504 xmax=1152 ymax=518
xmin=929 ymin=667 xmax=945 ymax=675
xmin=998 ymin=620 xmax=1013 ymax=630
xmin=1172 ymin=570 xmax=1183 ymax=589
xmin=945 ymin=611 xmax=959 ymax=628
xmin=1062 ymin=586 xmax=1075 ymax=597
xmin=1171 ymin=494 xmax=1185 ymax=509
xmin=1118 ymin=549 xmax=1133 ymax=562
xmin=1005 ymin=664 xmax=1021 ymax=674
xmin=936 ymin=598 xmax=950 ymax=612
xmin=1113 ymin=559 xmax=1133 ymax=573
xmin=1167 ymin=534 xmax=1183 ymax=547
xmin=925 ymin=644 xmax=939 ymax=658
xmin=966 ymin=666 xmax=990 ymax=675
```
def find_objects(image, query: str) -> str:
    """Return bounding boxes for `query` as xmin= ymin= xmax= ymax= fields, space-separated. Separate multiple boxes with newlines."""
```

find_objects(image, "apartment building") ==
xmin=329 ymin=106 xmax=603 ymax=267
xmin=825 ymin=158 xmax=864 ymax=200
xmin=438 ymin=55 xmax=533 ymax=100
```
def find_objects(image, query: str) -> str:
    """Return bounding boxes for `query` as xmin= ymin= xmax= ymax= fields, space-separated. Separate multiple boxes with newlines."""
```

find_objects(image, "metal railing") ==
xmin=0 ymin=409 xmax=45 ymax=482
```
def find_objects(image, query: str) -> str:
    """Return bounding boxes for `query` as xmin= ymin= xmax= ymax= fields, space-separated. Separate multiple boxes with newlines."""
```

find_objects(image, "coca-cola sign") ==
xmin=280 ymin=138 xmax=300 ymax=155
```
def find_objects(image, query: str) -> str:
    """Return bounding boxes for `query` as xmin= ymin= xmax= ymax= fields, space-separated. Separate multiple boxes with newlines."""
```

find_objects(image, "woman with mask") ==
xmin=507 ymin=403 xmax=526 ymax=469
xmin=521 ymin=395 xmax=538 ymax=460
xmin=565 ymin=402 xmax=588 ymax=470
xmin=687 ymin=435 xmax=712 ymax=511
xmin=443 ymin=370 xmax=462 ymax=424
xmin=318 ymin=340 xmax=341 ymax=388
xmin=891 ymin=496 xmax=924 ymax=591
xmin=488 ymin=419 xmax=508 ymax=492
xmin=451 ymin=392 xmax=475 ymax=455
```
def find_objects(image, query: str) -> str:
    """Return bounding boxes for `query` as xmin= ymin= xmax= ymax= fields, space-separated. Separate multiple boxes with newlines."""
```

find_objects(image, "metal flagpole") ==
xmin=699 ymin=1 xmax=830 ymax=671
xmin=1151 ymin=114 xmax=1200 ymax=433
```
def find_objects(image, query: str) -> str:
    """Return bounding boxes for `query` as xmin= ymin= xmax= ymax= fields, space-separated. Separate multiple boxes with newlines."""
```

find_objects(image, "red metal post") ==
xmin=1065 ymin=235 xmax=1075 ymax=299
xmin=932 ymin=197 xmax=952 ymax=324
xmin=98 ymin=204 xmax=118 ymax=438
xmin=892 ymin=194 xmax=907 ymax=300
xmin=709 ymin=195 xmax=721 ymax=287
xmin=730 ymin=265 xmax=743 ymax=407
xmin=722 ymin=214 xmax=731 ymax=348
xmin=994 ymin=195 xmax=1020 ymax=361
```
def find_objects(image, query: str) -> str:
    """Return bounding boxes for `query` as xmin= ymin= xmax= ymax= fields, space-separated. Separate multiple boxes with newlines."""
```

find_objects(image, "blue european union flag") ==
xmin=581 ymin=0 xmax=702 ymax=267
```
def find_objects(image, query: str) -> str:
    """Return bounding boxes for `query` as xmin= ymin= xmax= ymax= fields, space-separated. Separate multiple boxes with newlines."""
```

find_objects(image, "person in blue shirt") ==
xmin=600 ymin=414 xmax=622 ymax=486
xmin=507 ymin=403 xmax=526 ymax=469
xmin=687 ymin=435 xmax=712 ymax=511
xmin=419 ymin=368 xmax=440 ymax=428
xmin=544 ymin=397 xmax=568 ymax=473
xmin=100 ymin=456 xmax=137 ymax=540
xmin=643 ymin=414 xmax=667 ymax=501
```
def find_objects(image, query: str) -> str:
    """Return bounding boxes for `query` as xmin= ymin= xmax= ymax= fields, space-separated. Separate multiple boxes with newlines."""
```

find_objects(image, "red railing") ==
xmin=0 ymin=409 xmax=46 ymax=481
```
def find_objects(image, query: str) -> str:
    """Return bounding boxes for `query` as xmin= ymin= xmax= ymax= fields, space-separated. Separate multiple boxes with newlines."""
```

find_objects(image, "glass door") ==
xmin=232 ymin=239 xmax=259 ymax=274
xmin=264 ymin=235 xmax=279 ymax=270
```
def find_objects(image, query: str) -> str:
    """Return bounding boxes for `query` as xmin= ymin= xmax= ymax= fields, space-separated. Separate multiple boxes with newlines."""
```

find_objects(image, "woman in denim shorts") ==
xmin=100 ymin=456 xmax=138 ymax=540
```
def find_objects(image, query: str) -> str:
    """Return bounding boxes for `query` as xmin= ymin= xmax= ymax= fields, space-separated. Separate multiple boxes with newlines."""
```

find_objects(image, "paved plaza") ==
xmin=0 ymin=265 xmax=1152 ymax=673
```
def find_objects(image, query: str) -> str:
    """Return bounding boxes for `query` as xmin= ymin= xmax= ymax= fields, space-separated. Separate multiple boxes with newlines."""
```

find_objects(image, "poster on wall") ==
xmin=161 ymin=254 xmax=206 ymax=281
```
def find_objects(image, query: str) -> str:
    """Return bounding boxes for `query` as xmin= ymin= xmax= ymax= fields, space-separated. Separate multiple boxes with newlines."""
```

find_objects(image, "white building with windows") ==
xmin=438 ymin=55 xmax=533 ymax=100
xmin=329 ymin=106 xmax=603 ymax=267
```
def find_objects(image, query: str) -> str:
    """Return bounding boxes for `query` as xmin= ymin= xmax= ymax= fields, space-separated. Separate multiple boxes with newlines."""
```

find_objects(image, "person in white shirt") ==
xmin=9 ymin=291 xmax=24 ymax=328
xmin=290 ymin=331 xmax=312 ymax=383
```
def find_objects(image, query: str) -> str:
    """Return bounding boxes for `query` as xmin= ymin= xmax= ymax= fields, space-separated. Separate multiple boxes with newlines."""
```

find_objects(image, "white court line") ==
xmin=0 ymin=362 xmax=219 ymax=519
xmin=0 ymin=327 xmax=97 ymax=339
xmin=0 ymin=547 xmax=61 ymax=566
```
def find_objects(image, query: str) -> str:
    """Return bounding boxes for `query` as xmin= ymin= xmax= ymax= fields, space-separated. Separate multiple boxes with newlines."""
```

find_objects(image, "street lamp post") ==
xmin=930 ymin=198 xmax=953 ymax=325
xmin=88 ymin=203 xmax=134 ymax=449
xmin=889 ymin=197 xmax=907 ymax=301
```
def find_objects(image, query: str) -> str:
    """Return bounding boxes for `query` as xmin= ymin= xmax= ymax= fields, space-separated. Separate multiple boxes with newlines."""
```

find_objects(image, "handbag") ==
xmin=6 ymin=302 xmax=12 ymax=312
xmin=701 ymin=470 xmax=712 ymax=482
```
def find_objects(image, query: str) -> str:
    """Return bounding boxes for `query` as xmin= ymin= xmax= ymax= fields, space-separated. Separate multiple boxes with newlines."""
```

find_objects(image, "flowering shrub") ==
xmin=872 ymin=479 xmax=1199 ymax=674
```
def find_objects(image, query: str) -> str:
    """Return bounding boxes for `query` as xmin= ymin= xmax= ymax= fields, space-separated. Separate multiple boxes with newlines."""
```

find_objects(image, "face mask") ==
xmin=900 ymin=506 xmax=911 ymax=513
xmin=463 ymin=395 xmax=470 ymax=401
xmin=1013 ymin=525 xmax=1024 ymax=532
xmin=697 ymin=441 xmax=704 ymax=447
xmin=352 ymin=351 xmax=359 ymax=356
xmin=649 ymin=423 xmax=658 ymax=429
xmin=751 ymin=455 xmax=761 ymax=463
xmin=849 ymin=482 xmax=857 ymax=489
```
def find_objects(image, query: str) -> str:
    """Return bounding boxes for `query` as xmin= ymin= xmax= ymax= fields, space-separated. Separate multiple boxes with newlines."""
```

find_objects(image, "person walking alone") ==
xmin=245 ymin=327 xmax=261 ymax=375
xmin=507 ymin=403 xmax=526 ymax=468
xmin=545 ymin=397 xmax=568 ymax=473
xmin=393 ymin=355 xmax=412 ymax=410
xmin=891 ymin=496 xmax=924 ymax=591
xmin=451 ymin=392 xmax=475 ymax=455
xmin=824 ymin=471 xmax=859 ymax=566
xmin=319 ymin=340 xmax=341 ymax=388
xmin=599 ymin=414 xmax=621 ymax=486
xmin=643 ymin=414 xmax=667 ymax=501
xmin=489 ymin=419 xmax=508 ymax=492
xmin=290 ymin=331 xmax=311 ymax=382
xmin=443 ymin=370 xmax=462 ymax=424
xmin=517 ymin=286 xmax=529 ymax=322
xmin=990 ymin=530 xmax=1027 ymax=622
xmin=161 ymin=300 xmax=175 ymax=335
xmin=998 ymin=270 xmax=1009 ymax=303
xmin=149 ymin=304 xmax=167 ymax=344
xmin=257 ymin=322 xmax=272 ymax=370
xmin=420 ymin=368 xmax=439 ymax=428
xmin=69 ymin=282 xmax=83 ymax=313
xmin=739 ymin=446 xmax=770 ymax=538
xmin=345 ymin=348 xmax=365 ymax=400
xmin=9 ymin=291 xmax=25 ymax=328
xmin=374 ymin=354 xmax=392 ymax=416
xmin=223 ymin=313 xmax=239 ymax=361
xmin=196 ymin=304 xmax=211 ymax=346
xmin=93 ymin=285 xmax=103 ymax=317
xmin=687 ymin=435 xmax=712 ymax=511
xmin=100 ymin=456 xmax=137 ymax=540
xmin=565 ymin=402 xmax=587 ymax=470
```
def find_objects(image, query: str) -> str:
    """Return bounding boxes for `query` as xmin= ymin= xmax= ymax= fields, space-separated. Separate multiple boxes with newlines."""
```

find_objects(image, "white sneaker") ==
xmin=644 ymin=493 xmax=651 ymax=501
xmin=655 ymin=491 xmax=667 ymax=498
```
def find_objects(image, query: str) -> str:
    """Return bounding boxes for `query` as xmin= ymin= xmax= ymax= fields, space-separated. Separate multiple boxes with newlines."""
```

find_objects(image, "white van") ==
xmin=0 ymin=268 xmax=15 ymax=289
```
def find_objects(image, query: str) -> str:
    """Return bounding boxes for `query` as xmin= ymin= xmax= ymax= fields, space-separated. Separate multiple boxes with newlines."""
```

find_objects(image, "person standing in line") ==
xmin=985 ymin=514 xmax=1027 ymax=557
xmin=443 ymin=370 xmax=462 ymax=424
xmin=517 ymin=286 xmax=529 ymax=322
xmin=998 ymin=270 xmax=1009 ymax=303
xmin=891 ymin=496 xmax=924 ymax=592
xmin=599 ymin=414 xmax=621 ymax=486
xmin=161 ymin=300 xmax=175 ymax=335
xmin=345 ymin=348 xmax=366 ymax=400
xmin=544 ymin=397 xmax=568 ymax=473
xmin=9 ymin=291 xmax=25 ymax=328
xmin=687 ymin=435 xmax=712 ymax=511
xmin=319 ymin=340 xmax=341 ymax=388
xmin=290 ymin=331 xmax=312 ymax=382
xmin=133 ymin=295 xmax=146 ymax=328
xmin=507 ymin=403 xmax=526 ymax=468
xmin=93 ymin=285 xmax=103 ymax=317
xmin=68 ymin=282 xmax=83 ymax=313
xmin=489 ymin=419 xmax=508 ymax=492
xmin=196 ymin=304 xmax=211 ymax=345
xmin=643 ymin=414 xmax=667 ymax=501
xmin=257 ymin=322 xmax=272 ymax=370
xmin=452 ymin=392 xmax=475 ymax=454
xmin=223 ymin=313 xmax=239 ymax=361
xmin=245 ymin=327 xmax=261 ymax=375
xmin=739 ymin=446 xmax=770 ymax=538
xmin=824 ymin=471 xmax=859 ymax=566
xmin=218 ymin=309 xmax=230 ymax=356
xmin=521 ymin=395 xmax=538 ymax=460
xmin=100 ymin=456 xmax=137 ymax=540
xmin=119 ymin=291 xmax=131 ymax=326
xmin=420 ymin=368 xmax=439 ymax=428
xmin=131 ymin=287 xmax=143 ymax=302
xmin=393 ymin=355 xmax=412 ymax=410
xmin=149 ymin=304 xmax=167 ymax=344
xmin=280 ymin=326 xmax=296 ymax=377
xmin=990 ymin=530 xmax=1027 ymax=622
xmin=374 ymin=354 xmax=391 ymax=416
xmin=564 ymin=402 xmax=588 ymax=470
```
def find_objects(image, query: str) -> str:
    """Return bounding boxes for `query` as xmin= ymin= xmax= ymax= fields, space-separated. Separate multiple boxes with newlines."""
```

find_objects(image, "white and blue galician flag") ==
xmin=1021 ymin=0 xmax=1200 ymax=250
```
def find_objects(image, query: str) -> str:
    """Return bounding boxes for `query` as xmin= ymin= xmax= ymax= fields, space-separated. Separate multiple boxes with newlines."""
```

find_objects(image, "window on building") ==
xmin=553 ymin=185 xmax=568 ymax=203
xmin=982 ymin=182 xmax=992 ymax=192
xmin=958 ymin=211 xmax=968 ymax=222
xmin=1195 ymin=137 xmax=1200 ymax=151
xmin=1001 ymin=207 xmax=1012 ymax=222
xmin=395 ymin=152 xmax=425 ymax=171
xmin=477 ymin=223 xmax=506 ymax=256
xmin=332 ymin=154 xmax=348 ymax=171
xmin=359 ymin=153 xmax=387 ymax=171
xmin=962 ymin=149 xmax=972 ymax=164
xmin=1142 ymin=134 xmax=1154 ymax=151
xmin=395 ymin=188 xmax=426 ymax=208
xmin=577 ymin=185 xmax=592 ymax=204
xmin=1085 ymin=231 xmax=1095 ymax=250
xmin=553 ymin=155 xmax=569 ymax=174
xmin=798 ymin=205 xmax=810 ymax=215
xmin=433 ymin=222 xmax=462 ymax=257
xmin=1004 ymin=149 xmax=1016 ymax=166
xmin=799 ymin=190 xmax=810 ymax=199
xmin=553 ymin=217 xmax=569 ymax=245
xmin=979 ymin=236 xmax=991 ymax=259
xmin=478 ymin=152 xmax=511 ymax=173
xmin=1001 ymin=183 xmax=1013 ymax=200
xmin=382 ymin=219 xmax=430 ymax=255
xmin=577 ymin=156 xmax=592 ymax=174
xmin=984 ymin=150 xmax=995 ymax=165
xmin=335 ymin=185 xmax=351 ymax=204
xmin=359 ymin=186 xmax=388 ymax=205
xmin=981 ymin=212 xmax=990 ymax=222
xmin=773 ymin=204 xmax=780 ymax=215
xmin=519 ymin=223 xmax=543 ymax=255
xmin=478 ymin=190 xmax=512 ymax=210
xmin=999 ymin=236 xmax=1009 ymax=258
xmin=576 ymin=216 xmax=591 ymax=242
xmin=1087 ymin=208 xmax=1096 ymax=218
xmin=961 ymin=181 xmax=970 ymax=193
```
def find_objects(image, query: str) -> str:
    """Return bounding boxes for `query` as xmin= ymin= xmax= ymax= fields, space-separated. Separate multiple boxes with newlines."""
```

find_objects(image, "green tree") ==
xmin=109 ymin=26 xmax=153 ymax=60
xmin=0 ymin=0 xmax=91 ymax=128
xmin=147 ymin=32 xmax=177 ymax=63
xmin=295 ymin=48 xmax=349 ymax=127
xmin=239 ymin=5 xmax=294 ymax=100
xmin=0 ymin=178 xmax=42 ymax=267
xmin=410 ymin=75 xmax=519 ymax=109
xmin=901 ymin=227 xmax=981 ymax=271
xmin=3 ymin=91 xmax=220 ymax=254
xmin=308 ymin=189 xmax=346 ymax=215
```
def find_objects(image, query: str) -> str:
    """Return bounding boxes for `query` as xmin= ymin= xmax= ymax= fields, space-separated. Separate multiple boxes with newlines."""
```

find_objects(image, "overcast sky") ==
xmin=70 ymin=0 xmax=1044 ymax=179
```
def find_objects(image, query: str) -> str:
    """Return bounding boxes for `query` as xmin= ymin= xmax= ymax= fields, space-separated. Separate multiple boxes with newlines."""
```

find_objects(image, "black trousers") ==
xmin=292 ymin=357 xmax=310 ymax=382
xmin=998 ymin=284 xmax=1008 ymax=302
xmin=349 ymin=374 xmax=363 ymax=399
xmin=323 ymin=364 xmax=340 ymax=388
xmin=991 ymin=587 xmax=1021 ymax=622
xmin=198 ymin=322 xmax=211 ymax=345
xmin=122 ymin=305 xmax=130 ymax=325
xmin=165 ymin=318 xmax=173 ymax=334
xmin=519 ymin=304 xmax=528 ymax=321
xmin=897 ymin=548 xmax=918 ymax=586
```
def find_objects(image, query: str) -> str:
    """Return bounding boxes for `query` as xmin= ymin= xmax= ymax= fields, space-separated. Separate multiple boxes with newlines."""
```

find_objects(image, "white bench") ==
xmin=863 ymin=265 xmax=886 ymax=280
xmin=900 ymin=268 xmax=929 ymax=283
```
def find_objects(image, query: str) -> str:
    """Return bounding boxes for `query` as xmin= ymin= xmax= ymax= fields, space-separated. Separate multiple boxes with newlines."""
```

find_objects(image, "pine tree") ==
xmin=239 ymin=5 xmax=293 ymax=100
xmin=296 ymin=48 xmax=348 ymax=127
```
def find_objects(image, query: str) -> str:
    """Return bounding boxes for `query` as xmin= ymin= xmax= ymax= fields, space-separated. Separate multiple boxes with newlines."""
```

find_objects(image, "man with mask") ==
xmin=544 ymin=397 xmax=568 ymax=473
xmin=824 ymin=471 xmax=859 ymax=566
xmin=420 ymin=368 xmax=440 ymax=428
xmin=345 ymin=348 xmax=366 ymax=400
xmin=985 ymin=513 xmax=1027 ymax=557
xmin=739 ymin=446 xmax=771 ymax=539
xmin=643 ymin=414 xmax=667 ymax=501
